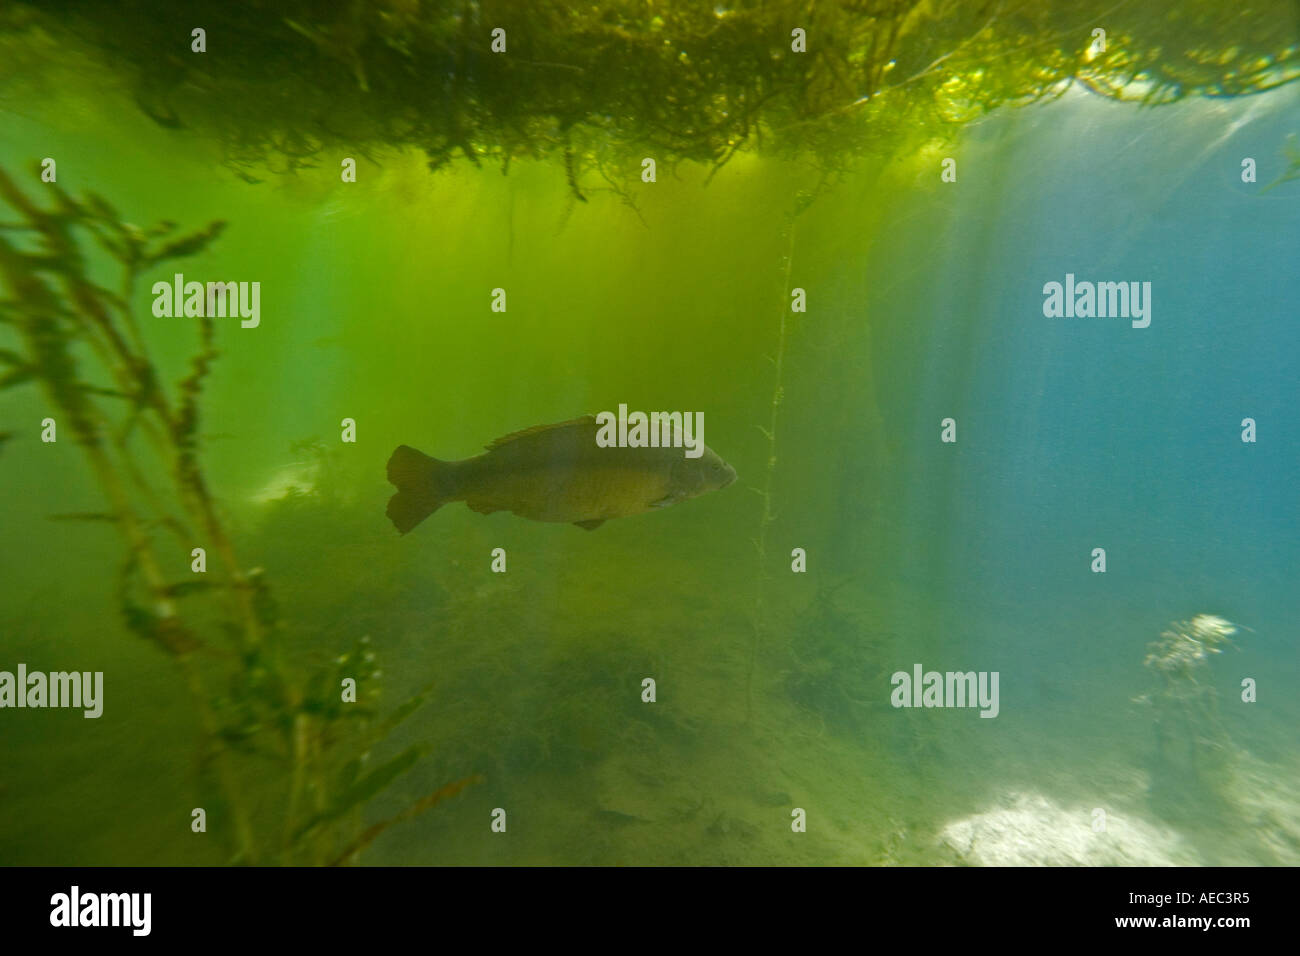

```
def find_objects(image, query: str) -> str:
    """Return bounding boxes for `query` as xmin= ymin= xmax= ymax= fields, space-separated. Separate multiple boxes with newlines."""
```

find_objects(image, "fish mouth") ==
xmin=721 ymin=467 xmax=737 ymax=488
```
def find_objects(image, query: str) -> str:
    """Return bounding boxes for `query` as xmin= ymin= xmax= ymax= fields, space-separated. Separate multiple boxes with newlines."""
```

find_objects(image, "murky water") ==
xmin=2 ymin=3 xmax=1298 ymax=866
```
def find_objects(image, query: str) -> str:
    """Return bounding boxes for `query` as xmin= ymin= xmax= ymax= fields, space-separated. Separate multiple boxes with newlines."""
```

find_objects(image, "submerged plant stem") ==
xmin=747 ymin=214 xmax=798 ymax=726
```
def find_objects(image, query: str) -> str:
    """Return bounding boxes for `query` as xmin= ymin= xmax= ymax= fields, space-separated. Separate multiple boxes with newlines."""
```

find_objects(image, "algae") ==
xmin=2 ymin=1 xmax=1295 ymax=192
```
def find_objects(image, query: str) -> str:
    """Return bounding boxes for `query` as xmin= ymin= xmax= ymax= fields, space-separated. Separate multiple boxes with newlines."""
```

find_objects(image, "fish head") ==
xmin=670 ymin=445 xmax=737 ymax=498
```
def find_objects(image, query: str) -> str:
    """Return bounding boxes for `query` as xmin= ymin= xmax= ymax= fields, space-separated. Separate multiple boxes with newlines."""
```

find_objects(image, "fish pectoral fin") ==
xmin=649 ymin=494 xmax=681 ymax=509
xmin=573 ymin=519 xmax=605 ymax=530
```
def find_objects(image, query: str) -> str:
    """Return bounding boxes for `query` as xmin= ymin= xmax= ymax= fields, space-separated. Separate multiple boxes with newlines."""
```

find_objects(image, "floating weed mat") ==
xmin=0 ymin=165 xmax=477 ymax=864
xmin=1 ymin=1 xmax=1296 ymax=192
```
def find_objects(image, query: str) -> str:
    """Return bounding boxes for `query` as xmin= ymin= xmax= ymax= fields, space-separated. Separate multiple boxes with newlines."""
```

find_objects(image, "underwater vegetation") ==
xmin=2 ymin=0 xmax=1297 ymax=193
xmin=0 ymin=165 xmax=478 ymax=864
xmin=1 ymin=0 xmax=1298 ymax=870
xmin=1138 ymin=615 xmax=1242 ymax=817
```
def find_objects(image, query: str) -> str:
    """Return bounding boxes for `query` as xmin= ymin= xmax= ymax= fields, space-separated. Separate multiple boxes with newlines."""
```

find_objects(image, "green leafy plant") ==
xmin=2 ymin=1 xmax=1294 ymax=195
xmin=0 ymin=164 xmax=477 ymax=864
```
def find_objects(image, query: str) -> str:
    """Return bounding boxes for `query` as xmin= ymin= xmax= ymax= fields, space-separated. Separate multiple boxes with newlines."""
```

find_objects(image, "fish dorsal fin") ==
xmin=484 ymin=416 xmax=597 ymax=451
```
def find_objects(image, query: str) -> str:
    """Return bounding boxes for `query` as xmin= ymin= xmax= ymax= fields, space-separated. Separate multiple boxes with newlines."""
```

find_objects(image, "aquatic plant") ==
xmin=747 ymin=181 xmax=853 ymax=725
xmin=1138 ymin=614 xmax=1243 ymax=812
xmin=0 ymin=164 xmax=476 ymax=864
xmin=1144 ymin=614 xmax=1240 ymax=678
xmin=2 ymin=1 xmax=1295 ymax=193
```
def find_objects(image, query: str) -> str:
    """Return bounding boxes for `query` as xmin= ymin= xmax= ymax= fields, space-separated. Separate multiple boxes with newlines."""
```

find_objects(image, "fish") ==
xmin=385 ymin=416 xmax=736 ymax=534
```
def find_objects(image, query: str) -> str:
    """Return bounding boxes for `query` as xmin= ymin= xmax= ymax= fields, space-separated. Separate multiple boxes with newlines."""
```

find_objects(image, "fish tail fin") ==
xmin=386 ymin=445 xmax=456 ymax=534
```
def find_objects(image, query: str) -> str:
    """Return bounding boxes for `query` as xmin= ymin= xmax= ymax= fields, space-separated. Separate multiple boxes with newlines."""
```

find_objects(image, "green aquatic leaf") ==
xmin=145 ymin=220 xmax=227 ymax=266
xmin=82 ymin=192 xmax=121 ymax=223
xmin=75 ymin=383 xmax=132 ymax=399
xmin=366 ymin=683 xmax=434 ymax=745
xmin=292 ymin=743 xmax=426 ymax=843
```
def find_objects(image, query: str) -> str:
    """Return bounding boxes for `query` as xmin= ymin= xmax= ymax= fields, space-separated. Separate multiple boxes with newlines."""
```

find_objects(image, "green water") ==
xmin=2 ymin=4 xmax=1299 ymax=866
